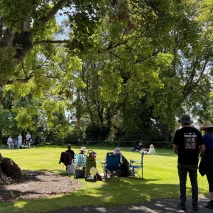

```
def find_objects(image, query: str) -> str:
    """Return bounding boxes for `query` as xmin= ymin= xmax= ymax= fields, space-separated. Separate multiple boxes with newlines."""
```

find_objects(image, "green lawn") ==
xmin=0 ymin=146 xmax=209 ymax=213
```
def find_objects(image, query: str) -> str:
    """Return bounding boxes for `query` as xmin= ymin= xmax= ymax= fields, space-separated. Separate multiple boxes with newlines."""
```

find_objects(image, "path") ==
xmin=45 ymin=197 xmax=213 ymax=213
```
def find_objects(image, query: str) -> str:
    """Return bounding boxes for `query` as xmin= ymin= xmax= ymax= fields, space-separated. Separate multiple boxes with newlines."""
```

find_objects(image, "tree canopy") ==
xmin=1 ymin=0 xmax=213 ymax=142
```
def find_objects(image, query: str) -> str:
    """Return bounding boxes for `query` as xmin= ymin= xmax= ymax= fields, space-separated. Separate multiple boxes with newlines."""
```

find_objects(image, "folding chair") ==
xmin=99 ymin=152 xmax=121 ymax=181
xmin=74 ymin=154 xmax=87 ymax=179
xmin=130 ymin=152 xmax=144 ymax=178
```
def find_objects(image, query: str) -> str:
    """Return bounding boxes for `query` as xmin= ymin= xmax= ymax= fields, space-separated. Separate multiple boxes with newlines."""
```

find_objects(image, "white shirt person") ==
xmin=26 ymin=132 xmax=31 ymax=148
xmin=17 ymin=134 xmax=22 ymax=149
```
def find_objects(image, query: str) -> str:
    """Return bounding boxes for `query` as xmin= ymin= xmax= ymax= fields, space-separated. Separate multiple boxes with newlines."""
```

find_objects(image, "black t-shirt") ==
xmin=173 ymin=126 xmax=203 ymax=165
xmin=66 ymin=149 xmax=75 ymax=160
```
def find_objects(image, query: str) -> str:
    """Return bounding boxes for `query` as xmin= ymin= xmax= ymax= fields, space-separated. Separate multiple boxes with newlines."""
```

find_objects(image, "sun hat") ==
xmin=80 ymin=147 xmax=86 ymax=152
xmin=200 ymin=121 xmax=213 ymax=131
xmin=178 ymin=114 xmax=193 ymax=124
xmin=150 ymin=144 xmax=154 ymax=148
xmin=113 ymin=147 xmax=121 ymax=154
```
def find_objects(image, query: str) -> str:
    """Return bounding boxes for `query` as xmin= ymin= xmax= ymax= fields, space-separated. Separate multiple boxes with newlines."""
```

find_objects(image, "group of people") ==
xmin=173 ymin=114 xmax=213 ymax=210
xmin=7 ymin=132 xmax=32 ymax=149
xmin=63 ymin=145 xmax=130 ymax=177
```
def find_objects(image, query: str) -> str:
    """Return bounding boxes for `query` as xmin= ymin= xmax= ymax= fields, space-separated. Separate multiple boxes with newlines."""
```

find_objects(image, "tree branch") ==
xmin=39 ymin=0 xmax=70 ymax=25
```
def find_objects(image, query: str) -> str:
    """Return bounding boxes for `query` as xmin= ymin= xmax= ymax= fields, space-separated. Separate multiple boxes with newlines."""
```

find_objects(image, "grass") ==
xmin=0 ymin=145 xmax=209 ymax=213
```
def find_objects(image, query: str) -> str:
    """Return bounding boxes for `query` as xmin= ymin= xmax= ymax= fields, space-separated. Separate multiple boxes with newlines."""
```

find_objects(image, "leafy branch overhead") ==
xmin=0 ymin=0 xmax=213 ymax=141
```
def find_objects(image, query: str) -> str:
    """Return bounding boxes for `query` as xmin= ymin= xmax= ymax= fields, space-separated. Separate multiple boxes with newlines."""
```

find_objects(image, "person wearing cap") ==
xmin=173 ymin=114 xmax=205 ymax=211
xmin=199 ymin=121 xmax=213 ymax=209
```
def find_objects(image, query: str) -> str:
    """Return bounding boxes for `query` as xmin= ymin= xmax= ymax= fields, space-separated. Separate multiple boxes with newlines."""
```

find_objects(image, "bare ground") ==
xmin=0 ymin=170 xmax=84 ymax=203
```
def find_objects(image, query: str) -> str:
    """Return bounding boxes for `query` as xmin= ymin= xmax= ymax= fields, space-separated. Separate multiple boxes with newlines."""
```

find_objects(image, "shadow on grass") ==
xmin=0 ymin=174 xmax=180 ymax=213
xmin=0 ymin=147 xmax=207 ymax=213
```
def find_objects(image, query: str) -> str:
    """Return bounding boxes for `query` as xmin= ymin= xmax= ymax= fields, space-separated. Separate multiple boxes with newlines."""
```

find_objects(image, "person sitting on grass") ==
xmin=142 ymin=144 xmax=156 ymax=155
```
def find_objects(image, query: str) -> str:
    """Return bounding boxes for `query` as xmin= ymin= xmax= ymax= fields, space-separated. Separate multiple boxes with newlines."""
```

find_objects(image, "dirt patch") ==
xmin=0 ymin=170 xmax=84 ymax=203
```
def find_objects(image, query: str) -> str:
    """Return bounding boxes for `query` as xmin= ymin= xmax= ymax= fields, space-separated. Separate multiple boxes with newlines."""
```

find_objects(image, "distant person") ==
xmin=131 ymin=141 xmax=143 ymax=152
xmin=17 ymin=134 xmax=22 ymax=149
xmin=66 ymin=144 xmax=75 ymax=161
xmin=26 ymin=132 xmax=31 ymax=148
xmin=173 ymin=115 xmax=205 ymax=211
xmin=7 ymin=136 xmax=13 ymax=149
xmin=199 ymin=121 xmax=213 ymax=209
xmin=142 ymin=144 xmax=156 ymax=155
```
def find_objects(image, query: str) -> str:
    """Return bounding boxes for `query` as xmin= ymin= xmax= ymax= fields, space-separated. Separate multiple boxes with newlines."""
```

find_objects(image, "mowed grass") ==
xmin=0 ymin=146 xmax=209 ymax=213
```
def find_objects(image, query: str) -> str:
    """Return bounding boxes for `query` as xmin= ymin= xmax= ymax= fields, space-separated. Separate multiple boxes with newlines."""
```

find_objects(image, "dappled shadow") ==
xmin=0 ymin=170 xmax=83 ymax=203
xmin=43 ymin=196 xmax=213 ymax=213
xmin=0 ymin=173 xmax=210 ymax=213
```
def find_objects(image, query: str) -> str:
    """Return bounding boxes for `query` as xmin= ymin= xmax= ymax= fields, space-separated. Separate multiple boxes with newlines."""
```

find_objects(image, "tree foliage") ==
xmin=1 ymin=0 xmax=213 ymax=142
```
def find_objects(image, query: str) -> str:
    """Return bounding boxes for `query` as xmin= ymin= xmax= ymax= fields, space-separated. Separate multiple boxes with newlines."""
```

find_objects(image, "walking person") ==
xmin=17 ymin=133 xmax=22 ymax=149
xmin=199 ymin=121 xmax=213 ymax=209
xmin=173 ymin=115 xmax=205 ymax=210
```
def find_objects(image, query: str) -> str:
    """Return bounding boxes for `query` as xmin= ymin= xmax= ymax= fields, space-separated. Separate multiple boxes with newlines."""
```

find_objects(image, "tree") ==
xmin=0 ymin=0 xmax=105 ymax=102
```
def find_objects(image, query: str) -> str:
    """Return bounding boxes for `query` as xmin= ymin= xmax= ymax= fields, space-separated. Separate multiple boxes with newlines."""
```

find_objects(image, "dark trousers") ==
xmin=206 ymin=170 xmax=213 ymax=192
xmin=178 ymin=163 xmax=198 ymax=203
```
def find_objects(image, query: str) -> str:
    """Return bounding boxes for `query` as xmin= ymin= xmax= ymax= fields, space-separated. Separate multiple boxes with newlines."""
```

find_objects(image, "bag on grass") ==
xmin=67 ymin=164 xmax=75 ymax=175
xmin=75 ymin=169 xmax=85 ymax=178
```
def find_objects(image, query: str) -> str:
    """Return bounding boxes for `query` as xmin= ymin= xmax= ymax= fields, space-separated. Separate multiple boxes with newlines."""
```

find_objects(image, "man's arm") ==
xmin=199 ymin=144 xmax=205 ymax=153
xmin=173 ymin=144 xmax=179 ymax=153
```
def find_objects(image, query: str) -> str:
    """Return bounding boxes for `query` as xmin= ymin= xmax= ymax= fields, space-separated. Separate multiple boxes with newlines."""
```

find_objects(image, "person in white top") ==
xmin=17 ymin=134 xmax=22 ymax=149
xmin=141 ymin=144 xmax=156 ymax=155
xmin=7 ymin=136 xmax=13 ymax=149
xmin=26 ymin=132 xmax=31 ymax=148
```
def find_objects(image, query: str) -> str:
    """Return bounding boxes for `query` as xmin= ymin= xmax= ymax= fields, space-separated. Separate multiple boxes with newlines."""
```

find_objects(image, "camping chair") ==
xmin=85 ymin=150 xmax=97 ymax=181
xmin=74 ymin=154 xmax=87 ymax=179
xmin=99 ymin=152 xmax=121 ymax=181
xmin=130 ymin=152 xmax=144 ymax=178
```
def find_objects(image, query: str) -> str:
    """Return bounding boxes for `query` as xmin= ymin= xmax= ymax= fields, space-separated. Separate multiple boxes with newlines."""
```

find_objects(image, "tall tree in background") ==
xmin=1 ymin=0 xmax=213 ymax=141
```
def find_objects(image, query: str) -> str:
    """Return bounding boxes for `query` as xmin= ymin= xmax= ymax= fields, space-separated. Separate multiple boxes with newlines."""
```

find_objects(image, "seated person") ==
xmin=142 ymin=144 xmax=156 ymax=155
xmin=79 ymin=147 xmax=87 ymax=155
xmin=113 ymin=147 xmax=123 ymax=163
xmin=66 ymin=144 xmax=75 ymax=161
xmin=76 ymin=147 xmax=87 ymax=169
xmin=113 ymin=147 xmax=129 ymax=177
xmin=130 ymin=141 xmax=143 ymax=151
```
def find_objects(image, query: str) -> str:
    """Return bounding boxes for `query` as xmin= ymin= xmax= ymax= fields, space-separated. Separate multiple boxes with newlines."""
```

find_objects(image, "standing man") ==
xmin=173 ymin=115 xmax=205 ymax=211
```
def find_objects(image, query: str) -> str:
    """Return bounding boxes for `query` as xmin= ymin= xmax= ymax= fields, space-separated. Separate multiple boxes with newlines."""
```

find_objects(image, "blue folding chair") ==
xmin=99 ymin=152 xmax=121 ymax=181
xmin=130 ymin=152 xmax=144 ymax=178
